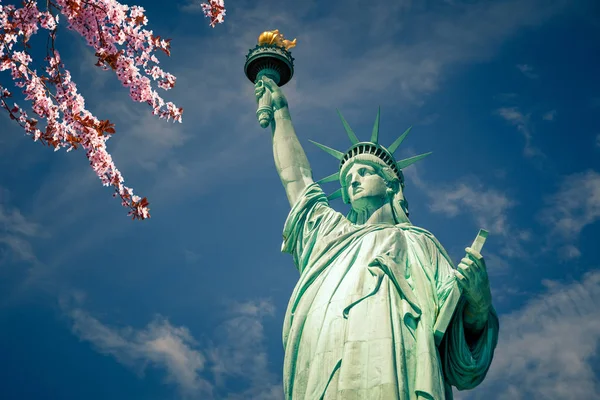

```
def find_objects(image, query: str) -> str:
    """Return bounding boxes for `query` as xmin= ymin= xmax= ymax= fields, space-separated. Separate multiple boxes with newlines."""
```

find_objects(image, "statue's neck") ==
xmin=357 ymin=201 xmax=396 ymax=226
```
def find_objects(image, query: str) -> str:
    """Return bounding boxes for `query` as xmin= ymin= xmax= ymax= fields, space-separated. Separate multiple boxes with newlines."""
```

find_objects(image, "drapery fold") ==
xmin=279 ymin=183 xmax=498 ymax=399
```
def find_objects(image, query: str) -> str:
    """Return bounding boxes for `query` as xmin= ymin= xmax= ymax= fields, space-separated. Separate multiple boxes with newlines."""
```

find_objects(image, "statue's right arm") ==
xmin=270 ymin=106 xmax=314 ymax=207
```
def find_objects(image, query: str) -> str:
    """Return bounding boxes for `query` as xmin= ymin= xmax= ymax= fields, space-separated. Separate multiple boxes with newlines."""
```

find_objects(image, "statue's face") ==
xmin=344 ymin=162 xmax=389 ymax=211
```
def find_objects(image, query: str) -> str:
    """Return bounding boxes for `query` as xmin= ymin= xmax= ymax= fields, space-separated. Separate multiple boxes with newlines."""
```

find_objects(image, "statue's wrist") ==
xmin=274 ymin=106 xmax=291 ymax=120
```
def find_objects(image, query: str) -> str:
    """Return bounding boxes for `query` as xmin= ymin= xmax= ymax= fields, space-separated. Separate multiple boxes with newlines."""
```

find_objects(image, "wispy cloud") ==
xmin=226 ymin=0 xmax=570 ymax=119
xmin=416 ymin=113 xmax=440 ymax=126
xmin=428 ymin=182 xmax=514 ymax=235
xmin=542 ymin=109 xmax=557 ymax=121
xmin=179 ymin=0 xmax=207 ymax=13
xmin=61 ymin=293 xmax=211 ymax=398
xmin=0 ymin=189 xmax=44 ymax=266
xmin=61 ymin=295 xmax=280 ymax=399
xmin=557 ymin=244 xmax=581 ymax=259
xmin=184 ymin=249 xmax=202 ymax=264
xmin=403 ymin=163 xmax=531 ymax=270
xmin=464 ymin=271 xmax=600 ymax=399
xmin=516 ymin=63 xmax=538 ymax=79
xmin=495 ymin=107 xmax=545 ymax=159
xmin=405 ymin=164 xmax=515 ymax=237
xmin=539 ymin=169 xmax=600 ymax=258
xmin=207 ymin=299 xmax=281 ymax=400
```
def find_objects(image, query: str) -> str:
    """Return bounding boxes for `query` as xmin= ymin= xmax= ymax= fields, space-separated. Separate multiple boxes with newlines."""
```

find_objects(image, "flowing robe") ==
xmin=281 ymin=183 xmax=498 ymax=400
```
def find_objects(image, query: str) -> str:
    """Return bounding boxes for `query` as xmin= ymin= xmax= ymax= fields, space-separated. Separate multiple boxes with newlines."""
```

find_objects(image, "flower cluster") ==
xmin=201 ymin=0 xmax=226 ymax=28
xmin=0 ymin=0 xmax=226 ymax=220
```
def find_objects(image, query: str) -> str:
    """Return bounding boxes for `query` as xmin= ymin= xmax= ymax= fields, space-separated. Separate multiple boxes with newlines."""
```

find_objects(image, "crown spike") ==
xmin=370 ymin=106 xmax=381 ymax=143
xmin=308 ymin=140 xmax=345 ymax=160
xmin=336 ymin=109 xmax=360 ymax=144
xmin=316 ymin=172 xmax=340 ymax=184
xmin=387 ymin=126 xmax=413 ymax=154
xmin=396 ymin=152 xmax=433 ymax=170
xmin=327 ymin=188 xmax=343 ymax=200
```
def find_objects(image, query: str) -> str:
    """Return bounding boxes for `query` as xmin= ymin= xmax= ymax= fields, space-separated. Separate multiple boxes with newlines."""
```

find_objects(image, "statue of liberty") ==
xmin=248 ymin=32 xmax=499 ymax=400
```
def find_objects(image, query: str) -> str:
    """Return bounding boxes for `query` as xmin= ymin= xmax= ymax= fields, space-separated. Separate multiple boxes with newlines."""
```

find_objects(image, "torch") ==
xmin=244 ymin=30 xmax=296 ymax=128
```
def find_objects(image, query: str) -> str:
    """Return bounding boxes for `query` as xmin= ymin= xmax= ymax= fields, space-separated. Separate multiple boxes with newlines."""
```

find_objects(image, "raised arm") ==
xmin=255 ymin=76 xmax=314 ymax=206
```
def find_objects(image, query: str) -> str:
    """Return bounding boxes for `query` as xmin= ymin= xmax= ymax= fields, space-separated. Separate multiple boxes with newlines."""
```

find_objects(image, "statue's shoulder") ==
xmin=395 ymin=223 xmax=436 ymax=239
xmin=396 ymin=223 xmax=446 ymax=250
xmin=396 ymin=224 xmax=454 ymax=265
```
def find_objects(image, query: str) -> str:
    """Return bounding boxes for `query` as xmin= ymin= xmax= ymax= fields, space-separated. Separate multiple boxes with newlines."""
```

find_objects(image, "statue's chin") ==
xmin=350 ymin=195 xmax=386 ymax=213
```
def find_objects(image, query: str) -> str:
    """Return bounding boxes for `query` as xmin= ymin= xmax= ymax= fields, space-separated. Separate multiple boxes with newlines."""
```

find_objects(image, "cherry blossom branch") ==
xmin=201 ymin=0 xmax=226 ymax=28
xmin=0 ymin=0 xmax=226 ymax=220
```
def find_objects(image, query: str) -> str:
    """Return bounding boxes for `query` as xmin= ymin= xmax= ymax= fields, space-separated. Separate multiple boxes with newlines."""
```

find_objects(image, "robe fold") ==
xmin=281 ymin=183 xmax=498 ymax=400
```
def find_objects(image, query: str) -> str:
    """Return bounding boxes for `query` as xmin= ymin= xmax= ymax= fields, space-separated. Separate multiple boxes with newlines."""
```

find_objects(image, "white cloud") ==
xmin=540 ymin=170 xmax=600 ymax=236
xmin=558 ymin=244 xmax=581 ymax=259
xmin=417 ymin=113 xmax=440 ymax=126
xmin=74 ymin=40 xmax=110 ymax=89
xmin=542 ymin=109 xmax=557 ymax=121
xmin=61 ymin=295 xmax=280 ymax=399
xmin=0 ymin=190 xmax=44 ymax=266
xmin=464 ymin=270 xmax=600 ymax=399
xmin=429 ymin=182 xmax=514 ymax=235
xmin=217 ymin=0 xmax=570 ymax=120
xmin=207 ymin=299 xmax=281 ymax=400
xmin=404 ymin=165 xmax=514 ymax=237
xmin=403 ymin=162 xmax=536 ymax=268
xmin=184 ymin=249 xmax=202 ymax=264
xmin=497 ymin=229 xmax=532 ymax=260
xmin=179 ymin=0 xmax=207 ymax=13
xmin=539 ymin=169 xmax=600 ymax=258
xmin=495 ymin=107 xmax=545 ymax=159
xmin=0 ymin=236 xmax=38 ymax=265
xmin=0 ymin=202 xmax=41 ymax=237
xmin=516 ymin=64 xmax=538 ymax=79
xmin=61 ymin=296 xmax=211 ymax=397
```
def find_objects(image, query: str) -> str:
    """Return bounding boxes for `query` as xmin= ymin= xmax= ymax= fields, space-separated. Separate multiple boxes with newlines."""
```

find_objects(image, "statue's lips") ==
xmin=352 ymin=188 xmax=363 ymax=195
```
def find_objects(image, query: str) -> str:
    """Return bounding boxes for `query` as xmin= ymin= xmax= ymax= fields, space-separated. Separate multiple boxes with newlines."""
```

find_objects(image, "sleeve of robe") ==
xmin=429 ymin=238 xmax=500 ymax=391
xmin=281 ymin=183 xmax=348 ymax=275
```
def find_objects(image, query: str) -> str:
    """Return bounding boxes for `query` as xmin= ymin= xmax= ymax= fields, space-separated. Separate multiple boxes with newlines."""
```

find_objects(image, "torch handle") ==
xmin=256 ymin=81 xmax=273 ymax=128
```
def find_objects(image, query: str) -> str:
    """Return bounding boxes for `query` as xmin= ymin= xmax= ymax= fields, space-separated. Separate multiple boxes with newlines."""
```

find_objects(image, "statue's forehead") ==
xmin=342 ymin=160 xmax=380 ymax=180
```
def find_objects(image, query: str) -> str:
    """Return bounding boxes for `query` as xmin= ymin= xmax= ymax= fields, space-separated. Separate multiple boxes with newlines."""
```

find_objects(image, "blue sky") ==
xmin=1 ymin=0 xmax=600 ymax=398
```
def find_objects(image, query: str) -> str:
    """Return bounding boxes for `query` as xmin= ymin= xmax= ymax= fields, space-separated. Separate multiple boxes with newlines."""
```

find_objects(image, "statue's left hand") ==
xmin=454 ymin=247 xmax=493 ymax=317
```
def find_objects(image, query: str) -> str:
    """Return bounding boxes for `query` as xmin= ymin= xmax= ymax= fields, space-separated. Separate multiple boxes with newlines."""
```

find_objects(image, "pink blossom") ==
xmin=201 ymin=0 xmax=226 ymax=28
xmin=0 ymin=0 xmax=226 ymax=220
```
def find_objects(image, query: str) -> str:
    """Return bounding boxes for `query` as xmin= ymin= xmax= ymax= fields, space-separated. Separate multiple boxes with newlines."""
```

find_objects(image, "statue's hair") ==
xmin=342 ymin=160 xmax=411 ymax=225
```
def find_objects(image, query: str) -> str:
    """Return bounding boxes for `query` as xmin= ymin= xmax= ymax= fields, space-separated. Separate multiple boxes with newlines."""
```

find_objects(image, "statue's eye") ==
xmin=359 ymin=168 xmax=372 ymax=176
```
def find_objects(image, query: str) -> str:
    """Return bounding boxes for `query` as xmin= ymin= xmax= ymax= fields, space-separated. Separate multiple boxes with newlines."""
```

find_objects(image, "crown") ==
xmin=310 ymin=107 xmax=432 ymax=202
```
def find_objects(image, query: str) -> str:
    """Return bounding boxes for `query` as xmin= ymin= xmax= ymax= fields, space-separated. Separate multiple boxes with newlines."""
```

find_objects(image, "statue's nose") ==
xmin=351 ymin=180 xmax=360 ymax=189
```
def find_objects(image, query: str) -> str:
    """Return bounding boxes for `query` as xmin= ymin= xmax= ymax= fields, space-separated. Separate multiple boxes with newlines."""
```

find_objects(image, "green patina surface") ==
xmin=251 ymin=65 xmax=498 ymax=399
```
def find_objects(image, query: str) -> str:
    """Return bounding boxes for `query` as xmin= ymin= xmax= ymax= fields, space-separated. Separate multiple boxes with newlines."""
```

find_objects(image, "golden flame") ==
xmin=257 ymin=29 xmax=297 ymax=51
